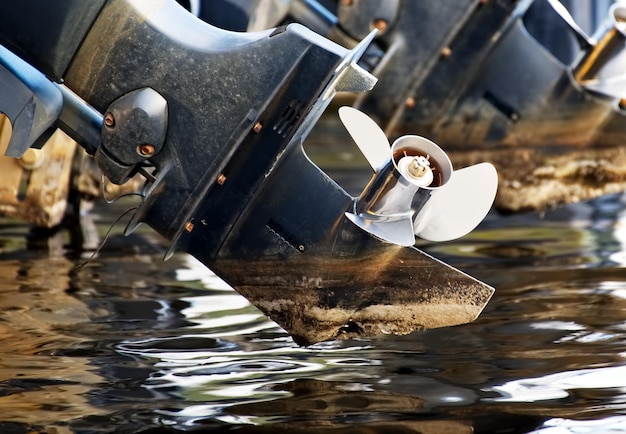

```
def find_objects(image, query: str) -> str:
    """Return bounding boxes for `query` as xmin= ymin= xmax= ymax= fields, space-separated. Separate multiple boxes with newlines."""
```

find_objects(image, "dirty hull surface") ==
xmin=216 ymin=241 xmax=492 ymax=345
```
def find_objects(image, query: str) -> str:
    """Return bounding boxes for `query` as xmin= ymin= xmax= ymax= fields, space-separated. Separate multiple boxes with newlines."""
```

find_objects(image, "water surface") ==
xmin=1 ymin=171 xmax=626 ymax=433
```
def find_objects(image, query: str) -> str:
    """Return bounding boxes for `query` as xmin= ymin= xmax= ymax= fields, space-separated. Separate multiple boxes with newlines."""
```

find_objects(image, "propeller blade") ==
xmin=338 ymin=106 xmax=390 ymax=172
xmin=581 ymin=74 xmax=626 ymax=100
xmin=546 ymin=0 xmax=594 ymax=49
xmin=345 ymin=212 xmax=416 ymax=247
xmin=577 ymin=5 xmax=626 ymax=100
xmin=415 ymin=162 xmax=498 ymax=242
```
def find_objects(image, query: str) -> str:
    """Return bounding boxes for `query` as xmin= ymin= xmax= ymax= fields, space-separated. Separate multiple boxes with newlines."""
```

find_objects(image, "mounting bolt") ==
xmin=405 ymin=97 xmax=416 ymax=109
xmin=104 ymin=112 xmax=115 ymax=128
xmin=18 ymin=148 xmax=45 ymax=170
xmin=372 ymin=19 xmax=388 ymax=32
xmin=105 ymin=183 xmax=119 ymax=195
xmin=441 ymin=47 xmax=452 ymax=58
xmin=216 ymin=174 xmax=227 ymax=185
xmin=340 ymin=0 xmax=353 ymax=5
xmin=184 ymin=221 xmax=194 ymax=233
xmin=137 ymin=144 xmax=155 ymax=157
xmin=253 ymin=122 xmax=263 ymax=134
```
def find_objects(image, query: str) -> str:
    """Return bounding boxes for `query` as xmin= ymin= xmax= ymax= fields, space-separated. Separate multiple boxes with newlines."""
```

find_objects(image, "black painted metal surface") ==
xmin=0 ymin=0 xmax=106 ymax=81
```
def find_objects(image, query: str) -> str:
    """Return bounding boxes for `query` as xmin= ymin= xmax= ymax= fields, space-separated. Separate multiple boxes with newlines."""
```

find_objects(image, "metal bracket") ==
xmin=96 ymin=87 xmax=168 ymax=184
xmin=0 ymin=44 xmax=63 ymax=158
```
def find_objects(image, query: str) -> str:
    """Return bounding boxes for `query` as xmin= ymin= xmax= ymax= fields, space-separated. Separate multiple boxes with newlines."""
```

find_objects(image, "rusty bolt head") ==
xmin=105 ymin=183 xmax=120 ymax=195
xmin=137 ymin=144 xmax=155 ymax=157
xmin=340 ymin=0 xmax=353 ymax=6
xmin=216 ymin=174 xmax=227 ymax=185
xmin=253 ymin=122 xmax=263 ymax=134
xmin=372 ymin=19 xmax=388 ymax=32
xmin=184 ymin=221 xmax=194 ymax=233
xmin=104 ymin=112 xmax=115 ymax=127
xmin=405 ymin=97 xmax=416 ymax=109
xmin=441 ymin=47 xmax=452 ymax=58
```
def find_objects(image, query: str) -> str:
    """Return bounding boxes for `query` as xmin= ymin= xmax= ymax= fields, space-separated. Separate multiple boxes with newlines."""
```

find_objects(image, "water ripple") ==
xmin=486 ymin=364 xmax=626 ymax=403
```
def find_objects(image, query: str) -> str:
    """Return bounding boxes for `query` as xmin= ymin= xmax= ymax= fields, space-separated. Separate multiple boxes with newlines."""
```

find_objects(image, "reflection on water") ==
xmin=0 ymin=187 xmax=626 ymax=432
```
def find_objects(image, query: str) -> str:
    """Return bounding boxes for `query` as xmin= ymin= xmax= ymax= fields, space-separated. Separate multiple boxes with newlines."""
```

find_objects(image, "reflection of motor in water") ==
xmin=0 ymin=252 xmax=104 ymax=428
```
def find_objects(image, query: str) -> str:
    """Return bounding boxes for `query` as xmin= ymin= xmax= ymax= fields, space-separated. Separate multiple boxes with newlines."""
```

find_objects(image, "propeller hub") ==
xmin=398 ymin=154 xmax=434 ymax=187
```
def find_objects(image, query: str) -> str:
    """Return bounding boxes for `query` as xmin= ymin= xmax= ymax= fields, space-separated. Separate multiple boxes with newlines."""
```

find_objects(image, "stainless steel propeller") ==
xmin=546 ymin=0 xmax=594 ymax=49
xmin=572 ymin=3 xmax=626 ymax=101
xmin=546 ymin=0 xmax=626 ymax=102
xmin=339 ymin=106 xmax=498 ymax=245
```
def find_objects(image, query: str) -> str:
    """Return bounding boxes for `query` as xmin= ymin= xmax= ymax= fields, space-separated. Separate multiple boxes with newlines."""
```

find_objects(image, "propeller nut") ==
xmin=398 ymin=155 xmax=434 ymax=187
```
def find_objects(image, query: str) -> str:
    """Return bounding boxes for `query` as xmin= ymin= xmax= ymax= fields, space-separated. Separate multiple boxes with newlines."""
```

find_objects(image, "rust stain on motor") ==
xmin=215 ymin=244 xmax=493 ymax=346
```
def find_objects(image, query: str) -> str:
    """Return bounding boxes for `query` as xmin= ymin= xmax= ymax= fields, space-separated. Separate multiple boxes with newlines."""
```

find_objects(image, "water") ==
xmin=1 ymin=170 xmax=626 ymax=433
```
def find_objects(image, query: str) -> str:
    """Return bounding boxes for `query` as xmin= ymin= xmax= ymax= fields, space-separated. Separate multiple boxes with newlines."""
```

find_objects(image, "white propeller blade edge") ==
xmin=345 ymin=212 xmax=416 ymax=247
xmin=546 ymin=0 xmax=594 ymax=48
xmin=414 ymin=162 xmax=498 ymax=242
xmin=338 ymin=106 xmax=391 ymax=172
